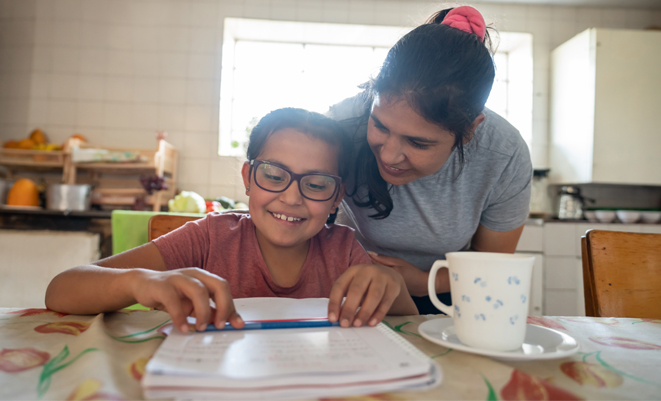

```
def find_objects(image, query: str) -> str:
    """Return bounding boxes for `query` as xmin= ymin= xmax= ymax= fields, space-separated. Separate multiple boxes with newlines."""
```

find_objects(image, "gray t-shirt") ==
xmin=328 ymin=96 xmax=532 ymax=272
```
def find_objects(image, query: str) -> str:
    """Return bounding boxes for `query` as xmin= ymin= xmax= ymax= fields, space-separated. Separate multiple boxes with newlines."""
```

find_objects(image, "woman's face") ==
xmin=367 ymin=94 xmax=458 ymax=186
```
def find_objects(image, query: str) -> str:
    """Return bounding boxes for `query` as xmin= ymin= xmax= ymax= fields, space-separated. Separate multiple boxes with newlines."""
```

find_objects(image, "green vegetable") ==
xmin=215 ymin=196 xmax=235 ymax=209
xmin=168 ymin=191 xmax=206 ymax=213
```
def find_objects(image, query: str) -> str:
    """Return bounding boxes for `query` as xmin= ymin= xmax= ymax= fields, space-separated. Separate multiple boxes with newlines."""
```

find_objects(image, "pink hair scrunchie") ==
xmin=441 ymin=6 xmax=486 ymax=42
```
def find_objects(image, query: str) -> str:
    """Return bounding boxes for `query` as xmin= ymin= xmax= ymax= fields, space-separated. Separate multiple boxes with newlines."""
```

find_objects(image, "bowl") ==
xmin=616 ymin=210 xmax=641 ymax=224
xmin=641 ymin=211 xmax=661 ymax=224
xmin=584 ymin=210 xmax=598 ymax=223
xmin=594 ymin=210 xmax=616 ymax=223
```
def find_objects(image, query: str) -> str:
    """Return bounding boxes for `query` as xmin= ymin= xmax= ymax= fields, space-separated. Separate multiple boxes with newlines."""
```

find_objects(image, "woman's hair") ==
xmin=350 ymin=7 xmax=496 ymax=219
xmin=246 ymin=108 xmax=351 ymax=223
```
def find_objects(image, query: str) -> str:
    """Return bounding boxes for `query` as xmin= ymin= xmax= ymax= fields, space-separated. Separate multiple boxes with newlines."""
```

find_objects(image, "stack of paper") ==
xmin=142 ymin=298 xmax=441 ymax=400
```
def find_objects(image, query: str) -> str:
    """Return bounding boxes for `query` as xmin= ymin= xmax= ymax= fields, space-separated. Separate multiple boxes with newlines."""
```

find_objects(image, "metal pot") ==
xmin=0 ymin=179 xmax=13 ymax=205
xmin=47 ymin=184 xmax=92 ymax=211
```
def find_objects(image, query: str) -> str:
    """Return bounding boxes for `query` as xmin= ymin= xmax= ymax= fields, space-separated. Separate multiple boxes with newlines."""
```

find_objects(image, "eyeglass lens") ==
xmin=255 ymin=163 xmax=337 ymax=201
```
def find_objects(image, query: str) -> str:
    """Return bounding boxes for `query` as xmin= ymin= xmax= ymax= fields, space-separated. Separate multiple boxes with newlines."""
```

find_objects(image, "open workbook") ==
xmin=142 ymin=298 xmax=441 ymax=400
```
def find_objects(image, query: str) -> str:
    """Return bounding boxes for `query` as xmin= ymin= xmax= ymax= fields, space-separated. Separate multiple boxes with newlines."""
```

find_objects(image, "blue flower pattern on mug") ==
xmin=452 ymin=272 xmax=459 ymax=281
xmin=474 ymin=314 xmax=486 ymax=321
xmin=473 ymin=277 xmax=487 ymax=287
xmin=521 ymin=294 xmax=527 ymax=303
xmin=461 ymin=295 xmax=471 ymax=302
xmin=509 ymin=315 xmax=519 ymax=325
xmin=507 ymin=276 xmax=520 ymax=285
xmin=493 ymin=299 xmax=504 ymax=309
xmin=454 ymin=305 xmax=461 ymax=318
xmin=486 ymin=296 xmax=491 ymax=302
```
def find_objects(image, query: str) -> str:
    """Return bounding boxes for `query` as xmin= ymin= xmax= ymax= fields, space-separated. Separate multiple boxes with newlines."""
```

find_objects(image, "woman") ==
xmin=328 ymin=6 xmax=532 ymax=314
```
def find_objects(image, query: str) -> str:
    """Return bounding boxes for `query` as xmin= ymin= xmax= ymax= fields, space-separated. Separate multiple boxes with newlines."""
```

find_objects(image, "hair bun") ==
xmin=441 ymin=6 xmax=486 ymax=41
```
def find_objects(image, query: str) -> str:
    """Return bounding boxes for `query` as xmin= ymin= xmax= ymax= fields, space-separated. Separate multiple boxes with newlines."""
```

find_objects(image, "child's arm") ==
xmin=45 ymin=243 xmax=244 ymax=332
xmin=327 ymin=264 xmax=418 ymax=328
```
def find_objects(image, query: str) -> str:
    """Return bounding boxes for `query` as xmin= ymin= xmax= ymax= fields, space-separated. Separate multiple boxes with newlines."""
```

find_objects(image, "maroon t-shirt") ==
xmin=152 ymin=213 xmax=371 ymax=298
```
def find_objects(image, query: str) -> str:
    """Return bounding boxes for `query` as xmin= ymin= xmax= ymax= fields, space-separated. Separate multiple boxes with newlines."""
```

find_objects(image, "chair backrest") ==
xmin=148 ymin=214 xmax=203 ymax=241
xmin=581 ymin=229 xmax=661 ymax=318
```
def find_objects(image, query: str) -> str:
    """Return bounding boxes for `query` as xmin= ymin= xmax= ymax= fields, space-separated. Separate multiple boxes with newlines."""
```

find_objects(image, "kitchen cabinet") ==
xmin=515 ymin=224 xmax=544 ymax=317
xmin=549 ymin=28 xmax=661 ymax=185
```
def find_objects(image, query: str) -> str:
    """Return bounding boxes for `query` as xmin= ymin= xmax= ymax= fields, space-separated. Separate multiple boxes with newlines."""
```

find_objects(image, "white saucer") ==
xmin=418 ymin=318 xmax=580 ymax=361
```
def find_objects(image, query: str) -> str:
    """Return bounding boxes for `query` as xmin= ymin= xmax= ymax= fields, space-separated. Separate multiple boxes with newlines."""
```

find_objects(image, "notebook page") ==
xmin=147 ymin=324 xmax=429 ymax=386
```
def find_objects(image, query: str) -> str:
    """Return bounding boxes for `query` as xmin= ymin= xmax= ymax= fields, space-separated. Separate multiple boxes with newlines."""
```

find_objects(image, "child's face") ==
xmin=241 ymin=128 xmax=344 ymax=250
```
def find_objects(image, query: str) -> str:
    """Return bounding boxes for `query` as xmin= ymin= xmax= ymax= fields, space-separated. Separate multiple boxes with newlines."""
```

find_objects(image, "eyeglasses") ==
xmin=250 ymin=160 xmax=342 ymax=202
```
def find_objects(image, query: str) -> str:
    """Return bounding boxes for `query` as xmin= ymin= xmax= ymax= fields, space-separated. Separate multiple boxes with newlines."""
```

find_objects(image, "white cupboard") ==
xmin=549 ymin=28 xmax=661 ymax=185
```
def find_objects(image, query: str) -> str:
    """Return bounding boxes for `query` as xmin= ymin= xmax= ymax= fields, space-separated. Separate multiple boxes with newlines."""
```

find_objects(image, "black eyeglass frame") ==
xmin=249 ymin=159 xmax=342 ymax=202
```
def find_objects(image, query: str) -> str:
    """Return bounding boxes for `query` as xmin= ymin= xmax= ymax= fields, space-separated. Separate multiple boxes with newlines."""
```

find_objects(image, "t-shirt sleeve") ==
xmin=349 ymin=236 xmax=372 ymax=266
xmin=152 ymin=216 xmax=210 ymax=270
xmin=480 ymin=144 xmax=533 ymax=232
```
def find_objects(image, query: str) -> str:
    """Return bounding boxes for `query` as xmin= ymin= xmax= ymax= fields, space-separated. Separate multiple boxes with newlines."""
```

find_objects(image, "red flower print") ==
xmin=9 ymin=308 xmax=68 ymax=318
xmin=0 ymin=347 xmax=50 ymax=373
xmin=589 ymin=336 xmax=661 ymax=350
xmin=501 ymin=370 xmax=582 ymax=400
xmin=562 ymin=317 xmax=619 ymax=326
xmin=527 ymin=316 xmax=567 ymax=330
xmin=66 ymin=378 xmax=125 ymax=401
xmin=561 ymin=361 xmax=623 ymax=387
xmin=34 ymin=321 xmax=90 ymax=336
xmin=127 ymin=357 xmax=150 ymax=381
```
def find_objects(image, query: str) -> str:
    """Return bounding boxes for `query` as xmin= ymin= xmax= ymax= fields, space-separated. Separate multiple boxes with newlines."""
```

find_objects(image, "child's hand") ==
xmin=328 ymin=264 xmax=406 ymax=328
xmin=131 ymin=268 xmax=244 ymax=333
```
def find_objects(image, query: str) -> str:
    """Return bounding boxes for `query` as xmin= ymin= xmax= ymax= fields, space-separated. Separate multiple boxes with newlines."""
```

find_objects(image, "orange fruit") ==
xmin=29 ymin=129 xmax=48 ymax=145
xmin=3 ymin=140 xmax=20 ymax=149
xmin=17 ymin=138 xmax=36 ymax=150
xmin=7 ymin=179 xmax=40 ymax=207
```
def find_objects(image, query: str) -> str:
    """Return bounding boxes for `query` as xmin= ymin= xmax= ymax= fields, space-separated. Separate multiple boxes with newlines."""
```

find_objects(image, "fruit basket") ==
xmin=0 ymin=148 xmax=67 ymax=167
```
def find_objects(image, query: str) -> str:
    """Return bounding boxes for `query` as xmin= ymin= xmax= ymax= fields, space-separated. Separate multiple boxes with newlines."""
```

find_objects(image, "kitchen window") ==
xmin=219 ymin=19 xmax=532 ymax=156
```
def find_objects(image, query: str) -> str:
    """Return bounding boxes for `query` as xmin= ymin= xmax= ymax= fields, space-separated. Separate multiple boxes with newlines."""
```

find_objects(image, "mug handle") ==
xmin=428 ymin=260 xmax=453 ymax=316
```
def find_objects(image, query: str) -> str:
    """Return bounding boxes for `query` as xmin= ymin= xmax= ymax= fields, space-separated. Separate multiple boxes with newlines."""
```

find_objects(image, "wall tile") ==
xmin=179 ymin=158 xmax=211 ymax=185
xmin=296 ymin=2 xmax=322 ymax=22
xmin=52 ymin=21 xmax=81 ymax=47
xmin=106 ymin=24 xmax=133 ymax=50
xmin=132 ymin=26 xmax=162 ymax=52
xmin=158 ymin=104 xmax=186 ymax=131
xmin=105 ymin=0 xmax=132 ymax=26
xmin=105 ymin=76 xmax=133 ymax=102
xmin=270 ymin=0 xmax=297 ymax=21
xmin=601 ymin=8 xmax=627 ymax=29
xmin=106 ymin=50 xmax=134 ymax=76
xmin=186 ymin=79 xmax=215 ymax=105
xmin=104 ymin=102 xmax=133 ymax=128
xmin=244 ymin=0 xmax=270 ymax=20
xmin=30 ymin=73 xmax=51 ymax=99
xmin=209 ymin=156 xmax=243 ymax=186
xmin=79 ymin=49 xmax=107 ymax=74
xmin=34 ymin=20 xmax=55 ymax=46
xmin=0 ymin=0 xmax=11 ymax=20
xmin=52 ymin=0 xmax=82 ymax=21
xmin=80 ymin=22 xmax=109 ymax=49
xmin=187 ymin=53 xmax=216 ymax=79
xmin=28 ymin=99 xmax=51 ymax=125
xmin=625 ymin=9 xmax=653 ymax=29
xmin=190 ymin=27 xmax=218 ymax=53
xmin=128 ymin=0 xmax=160 ymax=27
xmin=132 ymin=77 xmax=161 ymax=103
xmin=49 ymin=100 xmax=77 ymax=125
xmin=32 ymin=46 xmax=53 ymax=72
xmin=49 ymin=73 xmax=79 ymax=100
xmin=544 ymin=289 xmax=577 ymax=316
xmin=160 ymin=53 xmax=189 ymax=78
xmin=133 ymin=52 xmax=161 ymax=77
xmin=76 ymin=101 xmax=105 ymax=127
xmin=81 ymin=0 xmax=106 ymax=22
xmin=184 ymin=105 xmax=213 ymax=131
xmin=159 ymin=78 xmax=187 ymax=104
xmin=155 ymin=0 xmax=190 ymax=26
xmin=131 ymin=103 xmax=159 ymax=130
xmin=576 ymin=7 xmax=601 ymax=31
xmin=184 ymin=132 xmax=215 ymax=159
xmin=12 ymin=0 xmax=37 ymax=20
xmin=189 ymin=1 xmax=219 ymax=27
xmin=551 ymin=20 xmax=578 ymax=49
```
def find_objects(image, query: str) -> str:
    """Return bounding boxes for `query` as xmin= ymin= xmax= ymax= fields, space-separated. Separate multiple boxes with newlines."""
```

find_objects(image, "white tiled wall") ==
xmin=1 ymin=0 xmax=660 ymax=201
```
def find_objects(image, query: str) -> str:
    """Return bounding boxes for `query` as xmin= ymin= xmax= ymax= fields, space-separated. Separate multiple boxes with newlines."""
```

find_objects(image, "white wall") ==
xmin=1 ymin=0 xmax=660 ymax=202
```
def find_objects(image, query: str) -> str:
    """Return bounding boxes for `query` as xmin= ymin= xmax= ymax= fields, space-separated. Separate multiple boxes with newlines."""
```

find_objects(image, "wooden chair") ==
xmin=148 ymin=214 xmax=203 ymax=241
xmin=148 ymin=210 xmax=249 ymax=241
xmin=581 ymin=229 xmax=661 ymax=318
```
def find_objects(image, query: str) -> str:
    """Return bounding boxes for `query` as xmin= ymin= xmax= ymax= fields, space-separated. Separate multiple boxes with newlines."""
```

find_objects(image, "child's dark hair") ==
xmin=246 ymin=108 xmax=351 ymax=223
xmin=350 ymin=7 xmax=496 ymax=219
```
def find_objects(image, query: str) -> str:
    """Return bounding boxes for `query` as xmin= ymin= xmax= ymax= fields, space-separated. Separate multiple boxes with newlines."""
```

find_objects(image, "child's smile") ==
xmin=241 ymin=128 xmax=343 ymax=252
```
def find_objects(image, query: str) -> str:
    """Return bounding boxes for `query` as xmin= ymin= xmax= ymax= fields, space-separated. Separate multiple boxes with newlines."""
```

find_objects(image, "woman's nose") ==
xmin=379 ymin=136 xmax=406 ymax=165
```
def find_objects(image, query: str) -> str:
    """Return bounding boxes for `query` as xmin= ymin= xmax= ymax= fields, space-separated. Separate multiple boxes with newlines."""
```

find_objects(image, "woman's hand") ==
xmin=131 ymin=268 xmax=244 ymax=333
xmin=328 ymin=263 xmax=417 ymax=328
xmin=368 ymin=252 xmax=449 ymax=297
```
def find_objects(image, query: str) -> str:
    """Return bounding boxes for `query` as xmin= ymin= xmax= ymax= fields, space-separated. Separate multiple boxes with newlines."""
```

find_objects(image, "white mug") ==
xmin=428 ymin=252 xmax=535 ymax=351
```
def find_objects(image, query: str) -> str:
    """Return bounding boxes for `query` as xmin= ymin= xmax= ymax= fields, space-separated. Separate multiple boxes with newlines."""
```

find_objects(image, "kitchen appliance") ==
xmin=47 ymin=184 xmax=92 ymax=211
xmin=557 ymin=186 xmax=585 ymax=220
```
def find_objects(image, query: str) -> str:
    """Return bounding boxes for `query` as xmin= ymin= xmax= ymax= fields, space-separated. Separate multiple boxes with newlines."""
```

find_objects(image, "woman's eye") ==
xmin=305 ymin=183 xmax=326 ymax=192
xmin=408 ymin=139 xmax=430 ymax=150
xmin=264 ymin=173 xmax=285 ymax=182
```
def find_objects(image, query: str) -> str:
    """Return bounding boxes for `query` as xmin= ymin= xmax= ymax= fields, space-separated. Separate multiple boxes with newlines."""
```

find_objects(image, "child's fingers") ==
xmin=158 ymin=288 xmax=190 ymax=333
xmin=338 ymin=271 xmax=372 ymax=328
xmin=353 ymin=278 xmax=387 ymax=327
xmin=171 ymin=275 xmax=211 ymax=331
xmin=182 ymin=269 xmax=238 ymax=329
xmin=227 ymin=311 xmax=245 ymax=329
xmin=328 ymin=269 xmax=354 ymax=323
xmin=365 ymin=283 xmax=400 ymax=327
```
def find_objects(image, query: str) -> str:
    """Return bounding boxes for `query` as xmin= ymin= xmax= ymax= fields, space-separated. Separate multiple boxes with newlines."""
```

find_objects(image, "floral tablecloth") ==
xmin=1 ymin=308 xmax=660 ymax=400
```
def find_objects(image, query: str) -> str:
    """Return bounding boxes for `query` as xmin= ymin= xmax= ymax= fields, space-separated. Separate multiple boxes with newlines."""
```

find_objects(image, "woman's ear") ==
xmin=471 ymin=113 xmax=485 ymax=132
xmin=241 ymin=162 xmax=251 ymax=195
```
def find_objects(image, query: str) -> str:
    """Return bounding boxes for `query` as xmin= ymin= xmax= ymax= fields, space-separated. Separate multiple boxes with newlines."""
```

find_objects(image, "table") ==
xmin=1 ymin=309 xmax=660 ymax=400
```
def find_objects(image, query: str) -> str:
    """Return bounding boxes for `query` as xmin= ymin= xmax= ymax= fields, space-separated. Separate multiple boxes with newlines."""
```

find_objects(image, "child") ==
xmin=45 ymin=108 xmax=418 ymax=333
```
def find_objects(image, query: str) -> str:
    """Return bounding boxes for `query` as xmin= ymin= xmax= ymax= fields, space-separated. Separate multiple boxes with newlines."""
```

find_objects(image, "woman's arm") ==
xmin=369 ymin=223 xmax=525 ymax=296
